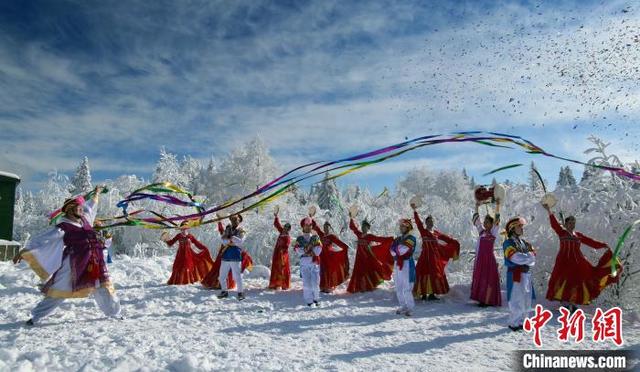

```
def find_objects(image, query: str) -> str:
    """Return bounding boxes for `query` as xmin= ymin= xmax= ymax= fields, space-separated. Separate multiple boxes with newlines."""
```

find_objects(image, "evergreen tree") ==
xmin=580 ymin=165 xmax=595 ymax=186
xmin=528 ymin=161 xmax=541 ymax=191
xmin=564 ymin=166 xmax=577 ymax=189
xmin=556 ymin=166 xmax=568 ymax=188
xmin=316 ymin=172 xmax=342 ymax=212
xmin=70 ymin=156 xmax=92 ymax=195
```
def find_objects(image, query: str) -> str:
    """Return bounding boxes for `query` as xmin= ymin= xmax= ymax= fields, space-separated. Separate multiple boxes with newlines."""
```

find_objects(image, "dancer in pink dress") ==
xmin=470 ymin=200 xmax=502 ymax=307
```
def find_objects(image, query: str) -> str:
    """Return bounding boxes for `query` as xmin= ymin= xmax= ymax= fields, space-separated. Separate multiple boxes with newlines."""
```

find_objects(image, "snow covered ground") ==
xmin=1 ymin=257 xmax=638 ymax=371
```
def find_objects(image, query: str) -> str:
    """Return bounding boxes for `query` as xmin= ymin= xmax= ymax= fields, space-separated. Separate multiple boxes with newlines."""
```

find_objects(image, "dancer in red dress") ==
xmin=411 ymin=203 xmax=460 ymax=301
xmin=163 ymin=222 xmax=214 ymax=285
xmin=311 ymin=218 xmax=350 ymax=293
xmin=347 ymin=214 xmax=394 ymax=293
xmin=543 ymin=203 xmax=622 ymax=310
xmin=201 ymin=218 xmax=253 ymax=290
xmin=268 ymin=211 xmax=291 ymax=290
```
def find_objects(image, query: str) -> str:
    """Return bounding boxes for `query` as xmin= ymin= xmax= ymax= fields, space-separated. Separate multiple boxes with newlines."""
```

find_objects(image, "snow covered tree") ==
xmin=564 ymin=166 xmax=577 ymax=189
xmin=181 ymin=155 xmax=203 ymax=194
xmin=205 ymin=137 xmax=279 ymax=208
xmin=528 ymin=161 xmax=543 ymax=192
xmin=557 ymin=166 xmax=577 ymax=189
xmin=70 ymin=157 xmax=92 ymax=195
xmin=153 ymin=147 xmax=187 ymax=187
xmin=313 ymin=172 xmax=342 ymax=213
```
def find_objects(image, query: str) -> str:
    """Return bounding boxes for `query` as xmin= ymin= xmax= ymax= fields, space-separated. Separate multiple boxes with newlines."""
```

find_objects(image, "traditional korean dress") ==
xmin=470 ymin=215 xmax=502 ymax=306
xmin=165 ymin=232 xmax=214 ymax=285
xmin=202 ymin=222 xmax=253 ymax=290
xmin=391 ymin=233 xmax=417 ymax=313
xmin=546 ymin=213 xmax=621 ymax=305
xmin=268 ymin=216 xmax=291 ymax=290
xmin=311 ymin=219 xmax=350 ymax=292
xmin=412 ymin=211 xmax=460 ymax=297
xmin=503 ymin=235 xmax=536 ymax=328
xmin=294 ymin=233 xmax=322 ymax=305
xmin=20 ymin=198 xmax=121 ymax=323
xmin=346 ymin=219 xmax=394 ymax=293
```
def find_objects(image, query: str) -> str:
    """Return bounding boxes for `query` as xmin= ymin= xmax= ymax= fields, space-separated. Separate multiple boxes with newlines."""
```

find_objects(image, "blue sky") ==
xmin=1 ymin=0 xmax=638 ymax=192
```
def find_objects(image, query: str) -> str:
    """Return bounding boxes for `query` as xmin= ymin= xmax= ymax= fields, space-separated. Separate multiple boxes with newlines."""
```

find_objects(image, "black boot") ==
xmin=508 ymin=325 xmax=523 ymax=332
xmin=237 ymin=292 xmax=245 ymax=301
xmin=313 ymin=300 xmax=319 ymax=307
xmin=217 ymin=291 xmax=229 ymax=299
xmin=25 ymin=319 xmax=34 ymax=326
xmin=427 ymin=294 xmax=439 ymax=301
xmin=478 ymin=302 xmax=489 ymax=308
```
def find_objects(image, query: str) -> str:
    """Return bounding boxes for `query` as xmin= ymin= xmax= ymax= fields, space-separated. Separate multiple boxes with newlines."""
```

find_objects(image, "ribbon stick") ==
xmin=482 ymin=163 xmax=523 ymax=177
xmin=612 ymin=219 xmax=640 ymax=277
xmin=531 ymin=166 xmax=548 ymax=193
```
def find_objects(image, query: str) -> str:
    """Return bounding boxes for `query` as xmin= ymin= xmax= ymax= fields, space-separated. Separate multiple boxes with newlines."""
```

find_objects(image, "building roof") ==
xmin=0 ymin=171 xmax=21 ymax=182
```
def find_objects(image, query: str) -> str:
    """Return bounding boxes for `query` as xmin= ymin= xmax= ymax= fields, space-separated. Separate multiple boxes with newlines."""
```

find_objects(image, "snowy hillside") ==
xmin=1 ymin=257 xmax=637 ymax=371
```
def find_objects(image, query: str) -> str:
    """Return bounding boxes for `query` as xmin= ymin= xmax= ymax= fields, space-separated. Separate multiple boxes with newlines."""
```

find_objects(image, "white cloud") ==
xmin=1 ymin=0 xmax=638 ymax=190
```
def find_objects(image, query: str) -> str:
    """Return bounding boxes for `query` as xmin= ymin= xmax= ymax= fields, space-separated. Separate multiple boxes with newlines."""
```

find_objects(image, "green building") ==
xmin=0 ymin=171 xmax=21 ymax=260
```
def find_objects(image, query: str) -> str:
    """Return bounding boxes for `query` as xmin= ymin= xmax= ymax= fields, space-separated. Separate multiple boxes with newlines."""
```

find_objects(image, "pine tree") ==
xmin=528 ymin=161 xmax=541 ymax=191
xmin=70 ymin=156 xmax=92 ymax=195
xmin=316 ymin=172 xmax=342 ymax=212
xmin=580 ymin=165 xmax=595 ymax=186
xmin=564 ymin=166 xmax=577 ymax=189
xmin=556 ymin=166 xmax=567 ymax=188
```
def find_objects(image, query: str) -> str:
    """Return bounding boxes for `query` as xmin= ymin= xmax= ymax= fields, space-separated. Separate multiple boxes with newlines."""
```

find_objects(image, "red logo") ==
xmin=524 ymin=306 xmax=624 ymax=347
xmin=523 ymin=304 xmax=553 ymax=347
xmin=557 ymin=307 xmax=586 ymax=343
xmin=592 ymin=307 xmax=624 ymax=346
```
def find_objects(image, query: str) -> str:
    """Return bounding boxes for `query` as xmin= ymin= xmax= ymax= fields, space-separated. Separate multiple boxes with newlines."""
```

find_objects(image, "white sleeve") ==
xmin=509 ymin=252 xmax=535 ymax=266
xmin=312 ymin=245 xmax=322 ymax=256
xmin=84 ymin=198 xmax=98 ymax=226
xmin=22 ymin=227 xmax=66 ymax=280
xmin=397 ymin=244 xmax=409 ymax=255
xmin=490 ymin=225 xmax=500 ymax=237
xmin=230 ymin=235 xmax=244 ymax=248
xmin=473 ymin=218 xmax=483 ymax=233
xmin=391 ymin=244 xmax=409 ymax=256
